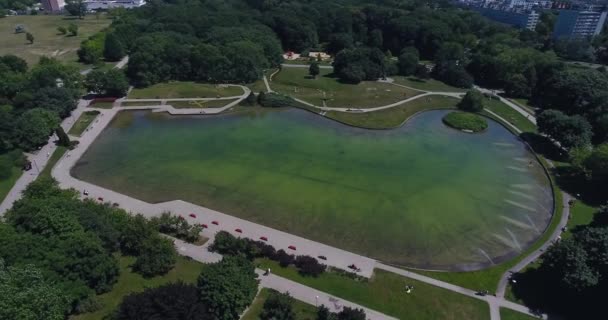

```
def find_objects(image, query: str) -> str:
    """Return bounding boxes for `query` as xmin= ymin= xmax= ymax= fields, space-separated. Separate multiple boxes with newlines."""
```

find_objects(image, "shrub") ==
xmin=259 ymin=92 xmax=299 ymax=108
xmin=276 ymin=249 xmax=295 ymax=267
xmin=457 ymin=90 xmax=484 ymax=112
xmin=294 ymin=255 xmax=326 ymax=277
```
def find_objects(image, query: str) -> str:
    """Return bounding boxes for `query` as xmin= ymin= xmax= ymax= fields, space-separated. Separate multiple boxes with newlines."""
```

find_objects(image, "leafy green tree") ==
xmin=0 ymin=261 xmax=69 ymax=320
xmin=14 ymin=108 xmax=59 ymax=150
xmin=57 ymin=26 xmax=67 ymax=35
xmin=115 ymin=282 xmax=211 ymax=320
xmin=67 ymin=23 xmax=78 ymax=36
xmin=64 ymin=0 xmax=86 ymax=19
xmin=103 ymin=33 xmax=125 ymax=62
xmin=337 ymin=307 xmax=366 ymax=320
xmin=85 ymin=69 xmax=129 ymax=97
xmin=119 ymin=214 xmax=157 ymax=256
xmin=27 ymin=57 xmax=82 ymax=90
xmin=537 ymin=110 xmax=593 ymax=149
xmin=78 ymin=33 xmax=106 ymax=64
xmin=541 ymin=237 xmax=599 ymax=292
xmin=0 ymin=55 xmax=27 ymax=73
xmin=25 ymin=32 xmax=33 ymax=44
xmin=19 ymin=87 xmax=79 ymax=118
xmin=197 ymin=256 xmax=258 ymax=320
xmin=133 ymin=236 xmax=177 ymax=277
xmin=398 ymin=47 xmax=419 ymax=76
xmin=504 ymin=74 xmax=531 ymax=98
xmin=457 ymin=90 xmax=484 ymax=112
xmin=333 ymin=47 xmax=385 ymax=83
xmin=584 ymin=143 xmax=608 ymax=180
xmin=414 ymin=64 xmax=430 ymax=79
xmin=261 ymin=290 xmax=295 ymax=320
xmin=317 ymin=305 xmax=333 ymax=320
xmin=326 ymin=33 xmax=353 ymax=54
xmin=309 ymin=61 xmax=320 ymax=78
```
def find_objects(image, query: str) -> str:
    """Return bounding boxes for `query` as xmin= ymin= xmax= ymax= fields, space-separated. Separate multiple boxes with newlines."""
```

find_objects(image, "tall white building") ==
xmin=41 ymin=0 xmax=65 ymax=12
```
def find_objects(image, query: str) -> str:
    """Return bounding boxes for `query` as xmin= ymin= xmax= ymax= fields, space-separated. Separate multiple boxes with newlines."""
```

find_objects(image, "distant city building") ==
xmin=84 ymin=0 xmax=146 ymax=10
xmin=553 ymin=8 xmax=608 ymax=37
xmin=474 ymin=7 xmax=541 ymax=29
xmin=41 ymin=0 xmax=65 ymax=12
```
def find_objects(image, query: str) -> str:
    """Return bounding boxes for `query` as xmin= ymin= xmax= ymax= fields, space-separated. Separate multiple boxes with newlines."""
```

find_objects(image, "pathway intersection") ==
xmin=0 ymin=60 xmax=567 ymax=320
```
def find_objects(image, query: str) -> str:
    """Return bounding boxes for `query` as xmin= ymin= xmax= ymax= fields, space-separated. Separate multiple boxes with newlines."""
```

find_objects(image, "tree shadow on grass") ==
xmin=511 ymin=266 xmax=605 ymax=319
xmin=520 ymin=132 xmax=567 ymax=163
xmin=552 ymin=166 xmax=607 ymax=206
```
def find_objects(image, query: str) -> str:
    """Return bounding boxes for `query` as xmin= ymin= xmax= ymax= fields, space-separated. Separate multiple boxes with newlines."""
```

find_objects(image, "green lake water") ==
xmin=72 ymin=109 xmax=553 ymax=270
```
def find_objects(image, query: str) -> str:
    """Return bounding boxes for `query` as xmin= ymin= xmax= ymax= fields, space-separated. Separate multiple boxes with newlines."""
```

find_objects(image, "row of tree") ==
xmin=0 ymin=178 xmax=178 ymax=318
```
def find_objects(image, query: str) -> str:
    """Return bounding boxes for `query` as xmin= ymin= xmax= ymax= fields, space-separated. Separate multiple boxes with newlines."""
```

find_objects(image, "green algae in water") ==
xmin=72 ymin=109 xmax=553 ymax=270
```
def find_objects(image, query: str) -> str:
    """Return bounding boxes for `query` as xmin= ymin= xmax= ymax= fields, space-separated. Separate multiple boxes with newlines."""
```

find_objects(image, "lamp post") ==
xmin=315 ymin=295 xmax=319 ymax=307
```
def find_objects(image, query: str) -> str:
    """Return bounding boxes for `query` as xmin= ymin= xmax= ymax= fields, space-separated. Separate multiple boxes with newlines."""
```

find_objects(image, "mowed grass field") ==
xmin=0 ymin=15 xmax=111 ymax=67
xmin=391 ymin=76 xmax=466 ymax=93
xmin=242 ymin=288 xmax=317 ymax=320
xmin=271 ymin=68 xmax=420 ymax=108
xmin=128 ymin=82 xmax=244 ymax=99
xmin=73 ymin=256 xmax=203 ymax=320
xmin=68 ymin=111 xmax=100 ymax=136
xmin=257 ymin=259 xmax=490 ymax=320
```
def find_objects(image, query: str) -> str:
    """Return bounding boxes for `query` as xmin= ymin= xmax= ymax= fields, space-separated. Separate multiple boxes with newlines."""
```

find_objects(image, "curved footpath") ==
xmin=0 ymin=61 xmax=566 ymax=320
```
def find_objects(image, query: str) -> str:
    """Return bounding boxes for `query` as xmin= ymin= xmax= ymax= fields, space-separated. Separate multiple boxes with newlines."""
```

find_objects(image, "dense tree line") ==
xmin=0 ymin=55 xmax=81 ymax=153
xmin=0 ymin=178 xmax=178 ymax=316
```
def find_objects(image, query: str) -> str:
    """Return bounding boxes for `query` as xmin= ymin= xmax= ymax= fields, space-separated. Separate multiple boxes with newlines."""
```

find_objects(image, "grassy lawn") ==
xmin=256 ymin=259 xmax=489 ymax=320
xmin=247 ymin=69 xmax=276 ymax=93
xmin=500 ymin=308 xmax=539 ymax=320
xmin=271 ymin=68 xmax=420 ymax=108
xmin=89 ymin=101 xmax=114 ymax=109
xmin=242 ymin=288 xmax=317 ymax=320
xmin=0 ymin=15 xmax=111 ymax=67
xmin=283 ymin=59 xmax=333 ymax=66
xmin=392 ymin=76 xmax=466 ymax=93
xmin=565 ymin=201 xmax=597 ymax=236
xmin=323 ymin=95 xmax=458 ymax=129
xmin=120 ymin=101 xmax=162 ymax=107
xmin=510 ymin=98 xmax=535 ymax=115
xmin=0 ymin=166 xmax=21 ymax=203
xmin=442 ymin=112 xmax=488 ymax=132
xmin=68 ymin=111 xmax=100 ymax=136
xmin=72 ymin=255 xmax=203 ymax=320
xmin=39 ymin=146 xmax=67 ymax=179
xmin=483 ymin=98 xmax=537 ymax=133
xmin=128 ymin=82 xmax=244 ymax=99
xmin=168 ymin=99 xmax=238 ymax=108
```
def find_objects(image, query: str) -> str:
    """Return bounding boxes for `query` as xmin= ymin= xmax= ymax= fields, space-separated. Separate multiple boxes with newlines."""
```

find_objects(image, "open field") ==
xmin=483 ymin=98 xmax=537 ymax=133
xmin=69 ymin=111 xmax=100 ymax=136
xmin=0 ymin=15 xmax=111 ymax=67
xmin=257 ymin=259 xmax=490 ymax=320
xmin=168 ymin=99 xmax=238 ymax=108
xmin=72 ymin=255 xmax=203 ymax=320
xmin=391 ymin=76 xmax=466 ymax=93
xmin=0 ymin=166 xmax=21 ymax=203
xmin=89 ymin=101 xmax=115 ymax=109
xmin=323 ymin=95 xmax=458 ymax=129
xmin=128 ymin=82 xmax=243 ymax=99
xmin=271 ymin=68 xmax=420 ymax=108
xmin=242 ymin=288 xmax=317 ymax=320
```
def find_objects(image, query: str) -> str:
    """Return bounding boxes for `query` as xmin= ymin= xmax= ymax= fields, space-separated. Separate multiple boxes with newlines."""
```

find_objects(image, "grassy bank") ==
xmin=69 ymin=111 xmax=100 ymax=136
xmin=483 ymin=98 xmax=537 ymax=133
xmin=168 ymin=99 xmax=238 ymax=108
xmin=128 ymin=82 xmax=243 ymax=99
xmin=242 ymin=288 xmax=317 ymax=320
xmin=72 ymin=256 xmax=203 ymax=320
xmin=442 ymin=112 xmax=488 ymax=132
xmin=256 ymin=259 xmax=489 ymax=320
xmin=39 ymin=146 xmax=67 ymax=180
xmin=392 ymin=76 xmax=465 ymax=93
xmin=323 ymin=95 xmax=458 ymax=129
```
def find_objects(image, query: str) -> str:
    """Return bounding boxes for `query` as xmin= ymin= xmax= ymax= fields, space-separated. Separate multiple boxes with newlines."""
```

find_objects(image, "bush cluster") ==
xmin=258 ymin=92 xmax=300 ymax=108
xmin=150 ymin=212 xmax=204 ymax=244
xmin=210 ymin=231 xmax=326 ymax=277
